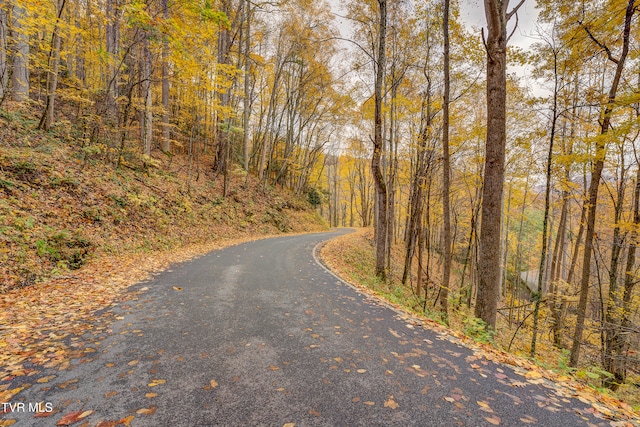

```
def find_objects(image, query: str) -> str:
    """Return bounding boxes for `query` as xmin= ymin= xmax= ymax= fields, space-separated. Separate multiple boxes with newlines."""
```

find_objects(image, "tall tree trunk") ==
xmin=603 ymin=151 xmax=628 ymax=389
xmin=531 ymin=46 xmax=559 ymax=357
xmin=440 ymin=0 xmax=452 ymax=317
xmin=242 ymin=0 xmax=251 ymax=172
xmin=105 ymin=0 xmax=119 ymax=126
xmin=11 ymin=4 xmax=29 ymax=102
xmin=160 ymin=0 xmax=170 ymax=153
xmin=141 ymin=38 xmax=153 ymax=158
xmin=39 ymin=0 xmax=66 ymax=130
xmin=476 ymin=0 xmax=524 ymax=329
xmin=0 ymin=6 xmax=7 ymax=102
xmin=214 ymin=1 xmax=232 ymax=175
xmin=372 ymin=0 xmax=388 ymax=279
xmin=569 ymin=0 xmax=635 ymax=367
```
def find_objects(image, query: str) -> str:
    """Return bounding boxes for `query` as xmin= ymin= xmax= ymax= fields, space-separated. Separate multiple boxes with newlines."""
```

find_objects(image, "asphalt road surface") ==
xmin=2 ymin=231 xmax=628 ymax=426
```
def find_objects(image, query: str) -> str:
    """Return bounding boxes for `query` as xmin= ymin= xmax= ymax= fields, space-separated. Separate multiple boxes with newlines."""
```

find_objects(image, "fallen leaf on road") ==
xmin=485 ymin=415 xmax=501 ymax=425
xmin=269 ymin=365 xmax=280 ymax=371
xmin=363 ymin=401 xmax=375 ymax=406
xmin=357 ymin=369 xmax=366 ymax=373
xmin=384 ymin=396 xmax=399 ymax=409
xmin=37 ymin=375 xmax=56 ymax=383
xmin=210 ymin=380 xmax=218 ymax=388
xmin=308 ymin=409 xmax=320 ymax=416
xmin=519 ymin=415 xmax=537 ymax=424
xmin=172 ymin=286 xmax=182 ymax=291
xmin=119 ymin=415 xmax=134 ymax=426
xmin=95 ymin=421 xmax=118 ymax=427
xmin=148 ymin=379 xmax=166 ymax=387
xmin=283 ymin=423 xmax=295 ymax=427
xmin=56 ymin=411 xmax=85 ymax=426
xmin=136 ymin=407 xmax=156 ymax=415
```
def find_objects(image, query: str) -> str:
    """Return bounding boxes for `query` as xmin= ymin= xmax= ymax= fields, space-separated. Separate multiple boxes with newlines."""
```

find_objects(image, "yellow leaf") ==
xmin=172 ymin=286 xmax=182 ymax=291
xmin=524 ymin=371 xmax=542 ymax=379
xmin=37 ymin=375 xmax=56 ymax=383
xmin=78 ymin=410 xmax=93 ymax=419
xmin=136 ymin=407 xmax=156 ymax=415
xmin=210 ymin=380 xmax=218 ymax=388
xmin=145 ymin=393 xmax=158 ymax=398
xmin=384 ymin=396 xmax=399 ymax=409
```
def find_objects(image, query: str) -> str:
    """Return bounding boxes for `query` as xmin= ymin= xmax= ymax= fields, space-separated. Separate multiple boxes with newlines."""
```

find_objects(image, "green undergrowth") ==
xmin=0 ymin=107 xmax=327 ymax=293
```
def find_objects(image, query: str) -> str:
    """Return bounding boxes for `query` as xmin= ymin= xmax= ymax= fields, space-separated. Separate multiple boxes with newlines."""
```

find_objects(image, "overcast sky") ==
xmin=329 ymin=0 xmax=539 ymax=49
xmin=328 ymin=0 xmax=542 ymax=91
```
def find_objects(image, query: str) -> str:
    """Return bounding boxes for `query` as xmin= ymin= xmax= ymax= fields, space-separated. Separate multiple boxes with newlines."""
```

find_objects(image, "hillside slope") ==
xmin=0 ymin=107 xmax=327 ymax=293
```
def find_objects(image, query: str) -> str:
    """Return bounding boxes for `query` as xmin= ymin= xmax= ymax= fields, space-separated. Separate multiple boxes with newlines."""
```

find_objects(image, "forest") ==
xmin=1 ymin=0 xmax=639 ymax=400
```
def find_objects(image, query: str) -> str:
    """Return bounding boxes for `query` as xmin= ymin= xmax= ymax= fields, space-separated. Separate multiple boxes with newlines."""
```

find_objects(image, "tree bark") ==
xmin=39 ymin=0 xmax=66 ymax=130
xmin=476 ymin=0 xmax=523 ymax=329
xmin=141 ymin=39 xmax=153 ymax=158
xmin=160 ymin=0 xmax=170 ymax=153
xmin=0 ymin=7 xmax=7 ymax=102
xmin=11 ymin=4 xmax=29 ymax=102
xmin=372 ymin=0 xmax=388 ymax=279
xmin=440 ymin=0 xmax=452 ymax=317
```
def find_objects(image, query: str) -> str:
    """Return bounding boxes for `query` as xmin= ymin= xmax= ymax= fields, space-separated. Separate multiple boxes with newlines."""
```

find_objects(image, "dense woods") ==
xmin=1 ymin=0 xmax=640 ymax=396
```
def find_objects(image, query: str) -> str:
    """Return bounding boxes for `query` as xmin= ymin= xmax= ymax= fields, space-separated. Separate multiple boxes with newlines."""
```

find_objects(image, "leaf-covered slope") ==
xmin=0 ymin=108 xmax=327 ymax=293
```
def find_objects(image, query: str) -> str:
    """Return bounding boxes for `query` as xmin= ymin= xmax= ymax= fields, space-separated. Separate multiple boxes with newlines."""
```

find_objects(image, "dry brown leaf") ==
xmin=519 ymin=415 xmax=537 ymax=424
xmin=485 ymin=415 xmax=501 ymax=425
xmin=119 ymin=415 xmax=134 ymax=426
xmin=56 ymin=411 xmax=83 ymax=426
xmin=145 ymin=392 xmax=158 ymax=398
xmin=136 ymin=407 xmax=156 ymax=415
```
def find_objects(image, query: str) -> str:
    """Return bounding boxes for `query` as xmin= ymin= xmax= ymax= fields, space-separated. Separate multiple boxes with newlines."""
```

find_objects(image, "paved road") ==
xmin=2 ymin=231 xmax=626 ymax=426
